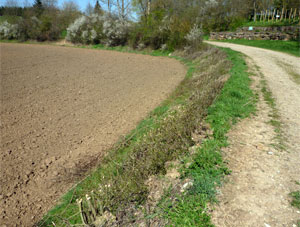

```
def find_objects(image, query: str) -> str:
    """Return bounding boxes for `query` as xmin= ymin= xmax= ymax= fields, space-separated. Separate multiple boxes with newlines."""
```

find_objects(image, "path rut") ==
xmin=206 ymin=41 xmax=300 ymax=226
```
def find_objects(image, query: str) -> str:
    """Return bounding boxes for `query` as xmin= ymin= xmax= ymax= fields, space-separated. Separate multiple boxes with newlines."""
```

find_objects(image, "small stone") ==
xmin=6 ymin=193 xmax=12 ymax=197
xmin=264 ymin=224 xmax=271 ymax=227
xmin=268 ymin=151 xmax=273 ymax=155
xmin=181 ymin=181 xmax=193 ymax=192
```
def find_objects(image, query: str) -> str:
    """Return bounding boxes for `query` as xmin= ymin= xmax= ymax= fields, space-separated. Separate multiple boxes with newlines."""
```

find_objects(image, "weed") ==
xmin=276 ymin=60 xmax=300 ymax=85
xmin=290 ymin=191 xmax=300 ymax=209
xmin=157 ymin=48 xmax=256 ymax=226
xmin=260 ymin=77 xmax=286 ymax=151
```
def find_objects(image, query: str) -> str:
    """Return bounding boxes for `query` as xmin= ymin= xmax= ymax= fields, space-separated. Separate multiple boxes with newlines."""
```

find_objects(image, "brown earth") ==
xmin=205 ymin=42 xmax=300 ymax=226
xmin=0 ymin=43 xmax=186 ymax=226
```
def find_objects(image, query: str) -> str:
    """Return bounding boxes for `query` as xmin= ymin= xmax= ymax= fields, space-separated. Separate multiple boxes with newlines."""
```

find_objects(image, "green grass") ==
xmin=290 ymin=190 xmax=300 ymax=209
xmin=38 ymin=44 xmax=233 ymax=226
xmin=158 ymin=48 xmax=256 ymax=226
xmin=215 ymin=39 xmax=300 ymax=57
xmin=260 ymin=77 xmax=286 ymax=150
xmin=243 ymin=20 xmax=299 ymax=27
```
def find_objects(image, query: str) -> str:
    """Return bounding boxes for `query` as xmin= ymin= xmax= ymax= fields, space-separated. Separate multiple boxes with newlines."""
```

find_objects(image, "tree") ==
xmin=33 ymin=0 xmax=44 ymax=16
xmin=100 ymin=0 xmax=113 ymax=13
xmin=41 ymin=0 xmax=58 ymax=9
xmin=61 ymin=0 xmax=80 ymax=28
xmin=115 ymin=0 xmax=131 ymax=19
xmin=85 ymin=2 xmax=94 ymax=16
xmin=94 ymin=0 xmax=102 ymax=14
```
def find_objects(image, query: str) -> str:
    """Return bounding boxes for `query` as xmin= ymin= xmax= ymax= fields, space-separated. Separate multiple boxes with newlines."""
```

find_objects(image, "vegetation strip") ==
xmin=213 ymin=39 xmax=300 ymax=57
xmin=154 ymin=48 xmax=256 ymax=226
xmin=37 ymin=45 xmax=256 ymax=226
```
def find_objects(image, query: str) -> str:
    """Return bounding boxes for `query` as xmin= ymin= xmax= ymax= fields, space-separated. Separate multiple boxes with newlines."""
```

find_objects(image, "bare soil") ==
xmin=206 ymin=42 xmax=300 ymax=226
xmin=0 ymin=43 xmax=186 ymax=226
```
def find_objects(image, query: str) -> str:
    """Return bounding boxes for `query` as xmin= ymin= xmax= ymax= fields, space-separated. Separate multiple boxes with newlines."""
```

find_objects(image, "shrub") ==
xmin=185 ymin=24 xmax=203 ymax=51
xmin=66 ymin=13 xmax=131 ymax=46
xmin=0 ymin=21 xmax=19 ymax=40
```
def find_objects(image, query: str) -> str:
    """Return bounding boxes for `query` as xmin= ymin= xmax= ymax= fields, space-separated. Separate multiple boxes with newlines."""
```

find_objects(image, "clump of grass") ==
xmin=157 ymin=48 xmax=256 ymax=226
xmin=38 ymin=44 xmax=232 ymax=226
xmin=260 ymin=78 xmax=286 ymax=150
xmin=276 ymin=60 xmax=300 ymax=85
xmin=290 ymin=190 xmax=300 ymax=209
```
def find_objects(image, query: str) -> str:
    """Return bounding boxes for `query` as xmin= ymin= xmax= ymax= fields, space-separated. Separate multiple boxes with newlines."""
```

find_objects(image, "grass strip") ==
xmin=242 ymin=20 xmax=299 ymax=27
xmin=214 ymin=39 xmax=300 ymax=57
xmin=158 ymin=48 xmax=256 ymax=226
xmin=38 ymin=44 xmax=232 ymax=226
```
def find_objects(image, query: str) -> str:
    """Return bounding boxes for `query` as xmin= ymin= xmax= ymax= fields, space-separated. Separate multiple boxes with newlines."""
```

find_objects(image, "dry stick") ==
xmin=272 ymin=9 xmax=276 ymax=21
xmin=77 ymin=199 xmax=88 ymax=226
xmin=289 ymin=8 xmax=293 ymax=22
xmin=264 ymin=10 xmax=267 ymax=21
xmin=86 ymin=197 xmax=97 ymax=222
xmin=285 ymin=8 xmax=288 ymax=20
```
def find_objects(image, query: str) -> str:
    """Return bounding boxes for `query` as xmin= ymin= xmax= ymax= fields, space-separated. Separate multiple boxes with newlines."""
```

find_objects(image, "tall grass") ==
xmin=158 ymin=48 xmax=256 ymax=226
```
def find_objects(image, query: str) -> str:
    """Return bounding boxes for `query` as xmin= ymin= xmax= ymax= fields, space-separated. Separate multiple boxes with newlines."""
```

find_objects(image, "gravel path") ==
xmin=206 ymin=41 xmax=300 ymax=226
xmin=0 ymin=43 xmax=186 ymax=226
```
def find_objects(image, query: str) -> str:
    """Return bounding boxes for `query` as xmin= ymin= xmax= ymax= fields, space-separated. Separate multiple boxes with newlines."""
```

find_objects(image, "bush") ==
xmin=0 ymin=21 xmax=19 ymax=39
xmin=185 ymin=24 xmax=203 ymax=50
xmin=66 ymin=13 xmax=131 ymax=46
xmin=129 ymin=14 xmax=191 ymax=51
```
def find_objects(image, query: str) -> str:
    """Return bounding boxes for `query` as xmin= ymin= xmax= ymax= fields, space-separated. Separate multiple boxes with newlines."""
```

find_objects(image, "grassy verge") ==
xmin=38 ymin=44 xmax=232 ymax=226
xmin=156 ymin=48 xmax=256 ymax=226
xmin=214 ymin=39 xmax=300 ymax=57
xmin=243 ymin=20 xmax=299 ymax=27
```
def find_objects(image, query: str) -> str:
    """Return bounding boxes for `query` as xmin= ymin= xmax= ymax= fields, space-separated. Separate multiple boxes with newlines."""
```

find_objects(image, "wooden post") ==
xmin=289 ymin=8 xmax=292 ymax=22
xmin=260 ymin=11 xmax=263 ymax=21
xmin=284 ymin=8 xmax=287 ymax=20
xmin=281 ymin=8 xmax=284 ymax=21
xmin=265 ymin=10 xmax=268 ymax=21
xmin=276 ymin=10 xmax=279 ymax=21
xmin=272 ymin=9 xmax=276 ymax=21
xmin=293 ymin=8 xmax=297 ymax=22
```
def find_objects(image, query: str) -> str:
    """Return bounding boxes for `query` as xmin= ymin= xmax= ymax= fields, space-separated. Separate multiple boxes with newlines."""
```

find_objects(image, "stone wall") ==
xmin=210 ymin=26 xmax=299 ymax=41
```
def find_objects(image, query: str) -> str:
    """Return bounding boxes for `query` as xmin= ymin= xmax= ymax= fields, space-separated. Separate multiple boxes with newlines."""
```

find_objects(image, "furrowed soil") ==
xmin=0 ymin=43 xmax=186 ymax=226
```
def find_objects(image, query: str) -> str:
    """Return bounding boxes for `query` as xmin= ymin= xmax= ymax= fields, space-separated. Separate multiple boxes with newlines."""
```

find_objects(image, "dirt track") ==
xmin=206 ymin=42 xmax=300 ymax=226
xmin=0 ymin=43 xmax=186 ymax=226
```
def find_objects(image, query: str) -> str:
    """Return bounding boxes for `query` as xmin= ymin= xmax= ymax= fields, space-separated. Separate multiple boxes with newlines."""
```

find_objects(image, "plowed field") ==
xmin=0 ymin=43 xmax=186 ymax=226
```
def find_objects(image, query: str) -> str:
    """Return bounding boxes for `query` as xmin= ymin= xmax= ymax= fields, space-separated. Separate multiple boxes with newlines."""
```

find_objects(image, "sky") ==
xmin=0 ymin=0 xmax=97 ymax=11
